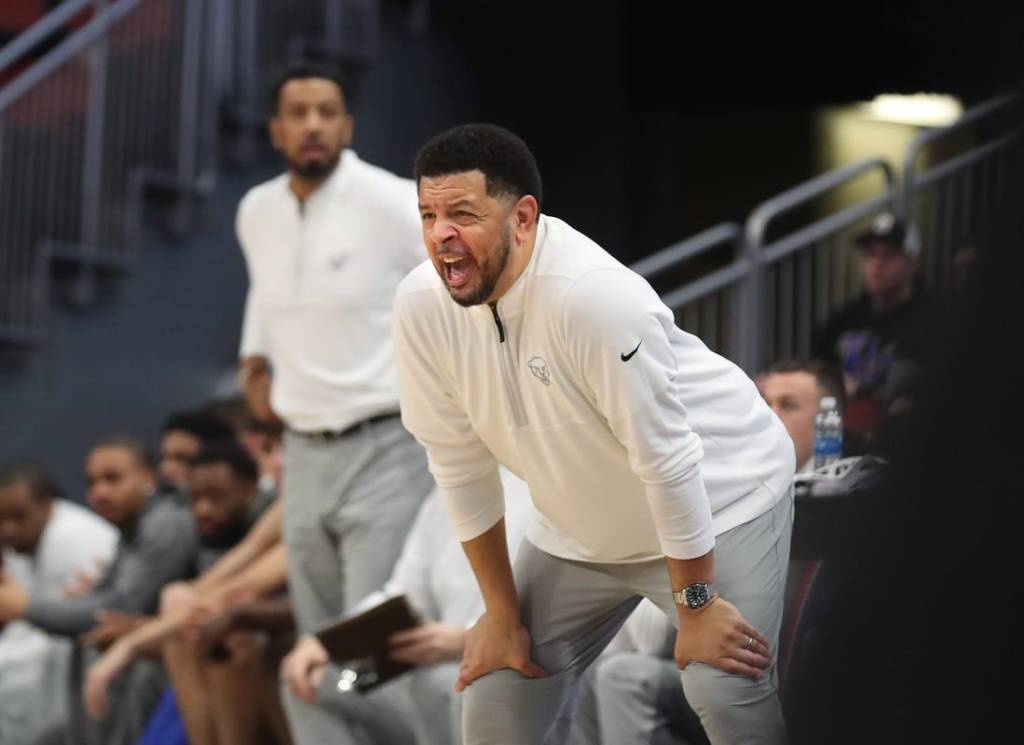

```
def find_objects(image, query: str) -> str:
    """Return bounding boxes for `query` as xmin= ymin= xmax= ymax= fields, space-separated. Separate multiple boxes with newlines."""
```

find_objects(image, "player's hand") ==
xmin=389 ymin=622 xmax=466 ymax=666
xmin=159 ymin=582 xmax=199 ymax=616
xmin=281 ymin=635 xmax=329 ymax=704
xmin=193 ymin=604 xmax=239 ymax=646
xmin=63 ymin=559 xmax=109 ymax=598
xmin=674 ymin=596 xmax=772 ymax=680
xmin=455 ymin=612 xmax=546 ymax=693
xmin=82 ymin=640 xmax=132 ymax=721
xmin=80 ymin=610 xmax=146 ymax=650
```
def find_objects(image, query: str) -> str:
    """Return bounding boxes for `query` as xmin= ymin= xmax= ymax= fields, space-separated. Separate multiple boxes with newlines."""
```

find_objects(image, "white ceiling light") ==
xmin=858 ymin=93 xmax=963 ymax=127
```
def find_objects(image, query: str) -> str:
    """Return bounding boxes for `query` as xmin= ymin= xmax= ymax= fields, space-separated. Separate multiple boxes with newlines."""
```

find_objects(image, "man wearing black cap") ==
xmin=813 ymin=212 xmax=941 ymax=437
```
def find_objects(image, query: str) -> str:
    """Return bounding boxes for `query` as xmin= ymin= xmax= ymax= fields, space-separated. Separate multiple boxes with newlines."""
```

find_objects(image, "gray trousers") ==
xmin=281 ymin=417 xmax=433 ymax=635
xmin=570 ymin=652 xmax=707 ymax=745
xmin=280 ymin=417 xmax=434 ymax=742
xmin=282 ymin=662 xmax=461 ymax=745
xmin=462 ymin=489 xmax=793 ymax=745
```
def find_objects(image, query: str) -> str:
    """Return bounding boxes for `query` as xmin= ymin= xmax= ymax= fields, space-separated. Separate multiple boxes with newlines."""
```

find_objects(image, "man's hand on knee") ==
xmin=281 ymin=635 xmax=328 ymax=704
xmin=674 ymin=597 xmax=772 ymax=680
xmin=455 ymin=612 xmax=547 ymax=693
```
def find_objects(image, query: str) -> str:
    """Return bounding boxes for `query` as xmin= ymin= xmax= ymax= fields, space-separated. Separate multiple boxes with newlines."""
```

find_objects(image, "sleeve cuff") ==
xmin=439 ymin=468 xmax=505 ymax=542
xmin=646 ymin=468 xmax=716 ymax=560
xmin=657 ymin=533 xmax=716 ymax=561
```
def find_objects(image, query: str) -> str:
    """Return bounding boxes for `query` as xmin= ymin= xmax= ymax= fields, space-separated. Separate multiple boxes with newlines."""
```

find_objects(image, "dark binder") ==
xmin=313 ymin=593 xmax=420 ymax=692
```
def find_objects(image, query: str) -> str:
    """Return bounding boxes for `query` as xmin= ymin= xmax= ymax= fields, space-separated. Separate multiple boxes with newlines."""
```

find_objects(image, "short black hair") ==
xmin=0 ymin=462 xmax=62 ymax=503
xmin=162 ymin=410 xmax=236 ymax=445
xmin=765 ymin=358 xmax=846 ymax=413
xmin=270 ymin=61 xmax=352 ymax=114
xmin=205 ymin=396 xmax=284 ymax=439
xmin=414 ymin=123 xmax=543 ymax=219
xmin=190 ymin=440 xmax=259 ymax=484
xmin=91 ymin=435 xmax=155 ymax=471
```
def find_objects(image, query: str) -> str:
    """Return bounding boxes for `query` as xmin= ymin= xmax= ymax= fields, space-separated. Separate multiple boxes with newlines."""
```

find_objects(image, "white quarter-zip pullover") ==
xmin=394 ymin=215 xmax=795 ymax=563
xmin=238 ymin=150 xmax=425 ymax=432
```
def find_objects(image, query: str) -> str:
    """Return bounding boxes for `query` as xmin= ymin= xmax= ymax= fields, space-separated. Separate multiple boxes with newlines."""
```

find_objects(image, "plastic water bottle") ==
xmin=813 ymin=396 xmax=843 ymax=470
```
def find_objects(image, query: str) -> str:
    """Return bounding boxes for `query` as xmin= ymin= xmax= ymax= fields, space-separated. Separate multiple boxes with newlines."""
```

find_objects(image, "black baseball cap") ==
xmin=854 ymin=212 xmax=921 ymax=258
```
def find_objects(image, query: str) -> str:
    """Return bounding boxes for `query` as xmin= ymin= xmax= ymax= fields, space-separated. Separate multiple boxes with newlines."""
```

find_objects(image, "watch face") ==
xmin=685 ymin=584 xmax=710 ymax=608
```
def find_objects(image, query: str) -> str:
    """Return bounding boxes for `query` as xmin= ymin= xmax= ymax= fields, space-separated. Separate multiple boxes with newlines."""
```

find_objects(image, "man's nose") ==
xmin=430 ymin=219 xmax=458 ymax=245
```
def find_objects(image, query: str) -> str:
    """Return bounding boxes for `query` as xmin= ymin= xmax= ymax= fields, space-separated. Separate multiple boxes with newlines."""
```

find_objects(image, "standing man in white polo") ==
xmin=236 ymin=62 xmax=434 ymax=734
xmin=393 ymin=124 xmax=795 ymax=744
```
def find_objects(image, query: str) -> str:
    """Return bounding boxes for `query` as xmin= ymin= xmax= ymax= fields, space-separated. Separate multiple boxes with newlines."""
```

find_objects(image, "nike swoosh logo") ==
xmin=620 ymin=339 xmax=643 ymax=362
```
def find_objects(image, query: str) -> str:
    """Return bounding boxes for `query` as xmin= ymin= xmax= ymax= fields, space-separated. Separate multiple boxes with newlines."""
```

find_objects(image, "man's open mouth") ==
xmin=441 ymin=254 xmax=475 ymax=288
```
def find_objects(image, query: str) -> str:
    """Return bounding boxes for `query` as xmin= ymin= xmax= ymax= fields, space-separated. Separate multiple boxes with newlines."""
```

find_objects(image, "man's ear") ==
xmin=512 ymin=195 xmax=539 ymax=241
xmin=269 ymin=116 xmax=284 ymax=152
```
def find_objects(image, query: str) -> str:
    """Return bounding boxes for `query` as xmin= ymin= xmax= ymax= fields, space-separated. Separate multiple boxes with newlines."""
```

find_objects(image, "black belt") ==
xmin=290 ymin=412 xmax=401 ymax=443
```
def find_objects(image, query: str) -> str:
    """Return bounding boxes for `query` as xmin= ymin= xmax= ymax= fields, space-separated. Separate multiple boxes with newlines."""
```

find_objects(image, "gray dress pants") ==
xmin=569 ymin=651 xmax=708 ymax=745
xmin=281 ymin=416 xmax=433 ymax=635
xmin=462 ymin=489 xmax=793 ymax=745
xmin=280 ymin=417 xmax=433 ymax=741
xmin=282 ymin=662 xmax=461 ymax=745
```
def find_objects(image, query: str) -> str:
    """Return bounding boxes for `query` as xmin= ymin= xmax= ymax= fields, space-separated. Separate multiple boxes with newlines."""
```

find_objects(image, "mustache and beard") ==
xmin=288 ymin=140 xmax=342 ymax=181
xmin=440 ymin=222 xmax=513 ymax=308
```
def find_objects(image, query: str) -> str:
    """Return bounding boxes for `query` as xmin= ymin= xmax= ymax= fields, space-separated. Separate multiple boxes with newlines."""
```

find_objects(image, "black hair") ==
xmin=414 ymin=123 xmax=543 ymax=219
xmin=0 ymin=462 xmax=62 ymax=503
xmin=764 ymin=358 xmax=846 ymax=413
xmin=162 ymin=410 xmax=236 ymax=445
xmin=190 ymin=440 xmax=259 ymax=484
xmin=270 ymin=61 xmax=352 ymax=114
xmin=92 ymin=435 xmax=155 ymax=471
xmin=204 ymin=396 xmax=284 ymax=439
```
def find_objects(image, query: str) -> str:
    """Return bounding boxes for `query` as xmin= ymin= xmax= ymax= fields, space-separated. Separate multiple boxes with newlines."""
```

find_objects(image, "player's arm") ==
xmin=192 ymin=500 xmax=282 ymax=593
xmin=239 ymin=354 xmax=280 ymax=425
xmin=206 ymin=541 xmax=288 ymax=603
xmin=82 ymin=607 xmax=189 ymax=720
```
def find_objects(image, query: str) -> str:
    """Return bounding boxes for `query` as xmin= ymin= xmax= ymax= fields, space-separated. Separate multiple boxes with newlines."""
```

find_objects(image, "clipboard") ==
xmin=313 ymin=593 xmax=420 ymax=692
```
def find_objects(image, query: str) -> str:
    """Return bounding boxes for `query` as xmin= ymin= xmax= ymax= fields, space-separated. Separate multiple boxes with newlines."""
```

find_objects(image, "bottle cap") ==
xmin=819 ymin=396 xmax=837 ymax=410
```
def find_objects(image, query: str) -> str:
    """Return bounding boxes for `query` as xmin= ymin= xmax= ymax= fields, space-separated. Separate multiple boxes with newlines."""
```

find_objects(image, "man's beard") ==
xmin=198 ymin=518 xmax=248 ymax=550
xmin=288 ymin=149 xmax=341 ymax=181
xmin=448 ymin=224 xmax=512 ymax=308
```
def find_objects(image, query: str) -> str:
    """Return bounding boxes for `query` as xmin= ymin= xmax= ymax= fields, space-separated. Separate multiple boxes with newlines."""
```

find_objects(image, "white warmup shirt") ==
xmin=394 ymin=215 xmax=795 ymax=564
xmin=238 ymin=150 xmax=426 ymax=432
xmin=1 ymin=501 xmax=117 ymax=732
xmin=1 ymin=499 xmax=117 ymax=599
xmin=382 ymin=468 xmax=531 ymax=627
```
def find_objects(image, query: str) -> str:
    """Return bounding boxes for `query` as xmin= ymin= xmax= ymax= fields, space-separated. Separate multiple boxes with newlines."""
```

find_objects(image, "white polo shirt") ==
xmin=238 ymin=150 xmax=425 ymax=432
xmin=394 ymin=215 xmax=795 ymax=564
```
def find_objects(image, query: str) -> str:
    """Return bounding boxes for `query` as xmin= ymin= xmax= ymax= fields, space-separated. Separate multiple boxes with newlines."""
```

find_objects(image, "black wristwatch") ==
xmin=673 ymin=582 xmax=715 ymax=610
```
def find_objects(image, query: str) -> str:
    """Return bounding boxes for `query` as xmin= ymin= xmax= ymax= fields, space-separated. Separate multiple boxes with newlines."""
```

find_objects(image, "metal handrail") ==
xmin=0 ymin=0 xmax=95 ymax=74
xmin=911 ymin=130 xmax=1023 ymax=192
xmin=0 ymin=0 xmax=143 ymax=113
xmin=746 ymin=158 xmax=895 ymax=250
xmin=761 ymin=193 xmax=892 ymax=264
xmin=631 ymin=223 xmax=742 ymax=279
xmin=662 ymin=259 xmax=750 ymax=309
xmin=900 ymin=93 xmax=1021 ymax=214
